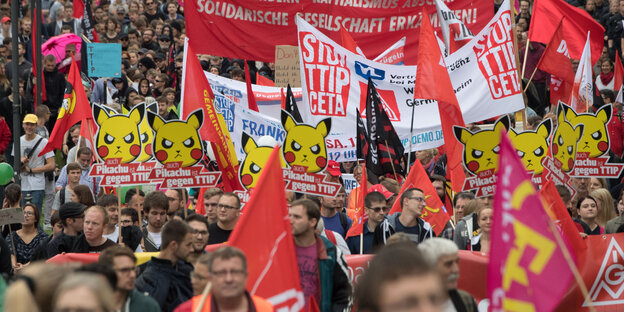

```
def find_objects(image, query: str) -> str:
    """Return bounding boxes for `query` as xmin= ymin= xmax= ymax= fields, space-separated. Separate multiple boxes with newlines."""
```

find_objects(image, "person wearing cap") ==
xmin=154 ymin=52 xmax=168 ymax=72
xmin=0 ymin=17 xmax=11 ymax=42
xmin=157 ymin=35 xmax=170 ymax=53
xmin=346 ymin=191 xmax=389 ymax=254
xmin=15 ymin=114 xmax=56 ymax=215
xmin=46 ymin=202 xmax=87 ymax=258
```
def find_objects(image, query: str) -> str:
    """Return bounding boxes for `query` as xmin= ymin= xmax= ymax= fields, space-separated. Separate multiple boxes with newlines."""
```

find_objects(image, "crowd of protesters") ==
xmin=0 ymin=0 xmax=620 ymax=311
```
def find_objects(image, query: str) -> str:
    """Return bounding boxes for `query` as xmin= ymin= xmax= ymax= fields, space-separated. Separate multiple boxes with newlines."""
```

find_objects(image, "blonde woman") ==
xmin=590 ymin=188 xmax=616 ymax=228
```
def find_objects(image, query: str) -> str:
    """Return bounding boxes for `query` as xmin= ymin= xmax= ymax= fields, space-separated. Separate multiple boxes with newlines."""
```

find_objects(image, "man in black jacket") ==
xmin=135 ymin=219 xmax=194 ymax=312
xmin=42 ymin=54 xmax=67 ymax=133
xmin=47 ymin=202 xmax=86 ymax=258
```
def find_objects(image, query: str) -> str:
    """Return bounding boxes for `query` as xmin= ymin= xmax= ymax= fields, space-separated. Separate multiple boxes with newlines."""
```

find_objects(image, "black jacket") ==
xmin=43 ymin=67 xmax=66 ymax=112
xmin=135 ymin=257 xmax=193 ymax=312
xmin=46 ymin=231 xmax=79 ymax=259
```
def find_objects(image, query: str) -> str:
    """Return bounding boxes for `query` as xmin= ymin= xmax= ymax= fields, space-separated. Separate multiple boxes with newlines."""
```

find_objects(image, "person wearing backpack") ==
xmin=320 ymin=188 xmax=351 ymax=238
xmin=15 ymin=114 xmax=56 ymax=213
xmin=51 ymin=162 xmax=82 ymax=217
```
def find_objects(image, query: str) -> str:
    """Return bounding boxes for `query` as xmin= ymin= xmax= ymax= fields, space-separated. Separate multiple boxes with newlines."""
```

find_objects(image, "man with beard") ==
xmin=142 ymin=191 xmax=169 ymax=251
xmin=319 ymin=190 xmax=351 ymax=238
xmin=56 ymin=147 xmax=101 ymax=196
xmin=418 ymin=237 xmax=478 ymax=312
xmin=185 ymin=214 xmax=209 ymax=264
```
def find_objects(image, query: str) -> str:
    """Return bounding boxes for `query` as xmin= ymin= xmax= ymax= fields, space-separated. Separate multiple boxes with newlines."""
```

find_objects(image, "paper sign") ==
xmin=342 ymin=174 xmax=358 ymax=195
xmin=274 ymin=45 xmax=300 ymax=88
xmin=0 ymin=207 xmax=24 ymax=226
xmin=86 ymin=43 xmax=122 ymax=78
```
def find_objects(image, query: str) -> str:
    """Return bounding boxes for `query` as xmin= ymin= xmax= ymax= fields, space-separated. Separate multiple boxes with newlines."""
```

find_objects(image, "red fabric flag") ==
xmin=307 ymin=296 xmax=320 ymax=312
xmin=181 ymin=44 xmax=241 ymax=191
xmin=340 ymin=26 xmax=364 ymax=56
xmin=346 ymin=163 xmax=367 ymax=238
xmin=536 ymin=19 xmax=574 ymax=84
xmin=72 ymin=0 xmax=84 ymax=18
xmin=256 ymin=72 xmax=275 ymax=87
xmin=280 ymin=88 xmax=286 ymax=109
xmin=539 ymin=179 xmax=586 ymax=257
xmin=229 ymin=146 xmax=304 ymax=311
xmin=615 ymin=56 xmax=624 ymax=92
xmin=388 ymin=160 xmax=450 ymax=235
xmin=550 ymin=76 xmax=573 ymax=106
xmin=528 ymin=0 xmax=604 ymax=65
xmin=39 ymin=57 xmax=93 ymax=156
xmin=244 ymin=61 xmax=259 ymax=112
xmin=413 ymin=9 xmax=466 ymax=193
xmin=195 ymin=187 xmax=207 ymax=215
xmin=489 ymin=133 xmax=574 ymax=312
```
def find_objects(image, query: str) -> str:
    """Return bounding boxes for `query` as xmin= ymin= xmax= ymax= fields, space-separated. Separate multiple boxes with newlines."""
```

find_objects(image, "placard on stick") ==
xmin=87 ymin=43 xmax=122 ymax=78
xmin=0 ymin=207 xmax=24 ymax=226
xmin=275 ymin=45 xmax=300 ymax=88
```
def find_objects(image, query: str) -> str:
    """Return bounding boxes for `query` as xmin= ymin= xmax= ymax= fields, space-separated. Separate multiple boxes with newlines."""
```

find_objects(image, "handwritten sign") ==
xmin=86 ymin=43 xmax=122 ymax=78
xmin=0 ymin=207 xmax=24 ymax=226
xmin=274 ymin=45 xmax=300 ymax=88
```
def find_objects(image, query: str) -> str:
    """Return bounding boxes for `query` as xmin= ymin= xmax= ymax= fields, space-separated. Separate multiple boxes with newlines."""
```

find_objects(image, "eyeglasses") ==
xmin=191 ymin=229 xmax=208 ymax=236
xmin=367 ymin=207 xmax=390 ymax=213
xmin=217 ymin=204 xmax=237 ymax=210
xmin=114 ymin=267 xmax=135 ymax=274
xmin=155 ymin=80 xmax=163 ymax=83
xmin=408 ymin=197 xmax=426 ymax=203
xmin=210 ymin=269 xmax=246 ymax=278
xmin=24 ymin=211 xmax=35 ymax=216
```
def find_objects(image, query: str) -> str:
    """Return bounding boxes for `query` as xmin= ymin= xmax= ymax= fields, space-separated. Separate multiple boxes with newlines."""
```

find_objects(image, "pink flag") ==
xmin=488 ymin=132 xmax=574 ymax=311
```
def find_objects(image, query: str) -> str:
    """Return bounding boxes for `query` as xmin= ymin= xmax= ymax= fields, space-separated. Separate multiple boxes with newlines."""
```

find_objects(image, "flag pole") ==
xmin=523 ymin=67 xmax=538 ymax=93
xmin=117 ymin=185 xmax=123 ymax=245
xmin=521 ymin=38 xmax=530 ymax=78
xmin=194 ymin=282 xmax=212 ymax=312
xmin=544 ymin=216 xmax=596 ymax=312
xmin=406 ymin=104 xmax=415 ymax=174
xmin=384 ymin=140 xmax=398 ymax=179
xmin=511 ymin=0 xmax=528 ymax=129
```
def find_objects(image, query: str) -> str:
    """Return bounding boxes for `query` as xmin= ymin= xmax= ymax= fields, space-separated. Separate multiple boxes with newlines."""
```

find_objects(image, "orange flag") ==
xmin=39 ymin=56 xmax=94 ymax=156
xmin=388 ymin=159 xmax=450 ymax=235
xmin=346 ymin=163 xmax=367 ymax=238
xmin=413 ymin=9 xmax=466 ymax=193
xmin=228 ymin=147 xmax=304 ymax=311
xmin=181 ymin=43 xmax=241 ymax=191
xmin=244 ymin=60 xmax=259 ymax=112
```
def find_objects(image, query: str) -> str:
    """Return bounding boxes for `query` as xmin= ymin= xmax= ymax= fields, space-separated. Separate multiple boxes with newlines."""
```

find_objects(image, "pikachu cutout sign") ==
xmin=237 ymin=110 xmax=341 ymax=198
xmin=453 ymin=115 xmax=510 ymax=197
xmin=508 ymin=119 xmax=552 ymax=186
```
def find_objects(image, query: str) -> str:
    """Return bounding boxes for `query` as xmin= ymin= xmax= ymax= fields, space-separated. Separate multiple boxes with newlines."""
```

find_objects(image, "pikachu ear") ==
xmin=563 ymin=102 xmax=578 ymax=121
xmin=575 ymin=124 xmax=585 ymax=141
xmin=596 ymin=104 xmax=613 ymax=124
xmin=241 ymin=132 xmax=257 ymax=154
xmin=453 ymin=126 xmax=472 ymax=144
xmin=281 ymin=110 xmax=297 ymax=131
xmin=508 ymin=128 xmax=518 ymax=139
xmin=93 ymin=104 xmax=110 ymax=126
xmin=129 ymin=104 xmax=145 ymax=126
xmin=186 ymin=109 xmax=204 ymax=130
xmin=537 ymin=119 xmax=552 ymax=139
xmin=495 ymin=115 xmax=510 ymax=132
xmin=148 ymin=111 xmax=165 ymax=132
xmin=316 ymin=118 xmax=332 ymax=137
xmin=557 ymin=103 xmax=567 ymax=124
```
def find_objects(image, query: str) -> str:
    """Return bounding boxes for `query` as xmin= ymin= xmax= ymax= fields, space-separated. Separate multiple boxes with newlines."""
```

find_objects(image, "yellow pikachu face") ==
xmin=552 ymin=104 xmax=584 ymax=172
xmin=281 ymin=110 xmax=331 ymax=173
xmin=453 ymin=115 xmax=510 ymax=175
xmin=509 ymin=119 xmax=552 ymax=175
xmin=136 ymin=103 xmax=157 ymax=162
xmin=148 ymin=109 xmax=204 ymax=167
xmin=564 ymin=104 xmax=611 ymax=157
xmin=238 ymin=133 xmax=285 ymax=190
xmin=94 ymin=104 xmax=144 ymax=164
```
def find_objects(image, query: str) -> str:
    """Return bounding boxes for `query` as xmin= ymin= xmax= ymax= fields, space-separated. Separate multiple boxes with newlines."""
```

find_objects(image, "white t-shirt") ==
xmin=103 ymin=225 xmax=119 ymax=242
xmin=14 ymin=135 xmax=54 ymax=191
xmin=148 ymin=230 xmax=162 ymax=249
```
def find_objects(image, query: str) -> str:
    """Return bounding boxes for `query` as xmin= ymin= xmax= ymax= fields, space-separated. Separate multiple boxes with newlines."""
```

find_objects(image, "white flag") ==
xmin=570 ymin=32 xmax=593 ymax=112
xmin=434 ymin=0 xmax=474 ymax=54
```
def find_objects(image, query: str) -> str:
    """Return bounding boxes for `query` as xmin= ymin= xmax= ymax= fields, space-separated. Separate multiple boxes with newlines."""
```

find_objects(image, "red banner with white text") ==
xmin=185 ymin=0 xmax=493 ymax=64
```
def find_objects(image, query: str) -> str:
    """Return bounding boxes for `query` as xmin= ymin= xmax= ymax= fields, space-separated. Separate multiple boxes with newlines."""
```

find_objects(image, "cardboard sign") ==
xmin=0 ymin=207 xmax=24 ymax=226
xmin=275 ymin=45 xmax=301 ymax=88
xmin=86 ymin=43 xmax=122 ymax=78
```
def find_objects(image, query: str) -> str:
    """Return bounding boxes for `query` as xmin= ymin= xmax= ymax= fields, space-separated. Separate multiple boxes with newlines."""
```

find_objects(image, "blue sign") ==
xmin=86 ymin=43 xmax=122 ymax=78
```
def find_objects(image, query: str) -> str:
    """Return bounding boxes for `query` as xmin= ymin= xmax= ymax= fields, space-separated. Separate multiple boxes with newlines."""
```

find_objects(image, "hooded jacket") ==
xmin=135 ymin=256 xmax=193 ymax=312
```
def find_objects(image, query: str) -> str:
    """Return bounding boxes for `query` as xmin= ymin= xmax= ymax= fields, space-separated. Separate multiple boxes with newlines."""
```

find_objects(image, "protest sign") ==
xmin=186 ymin=0 xmax=493 ymax=63
xmin=0 ymin=207 xmax=24 ymax=226
xmin=295 ymin=2 xmax=524 ymax=161
xmin=86 ymin=43 xmax=122 ymax=77
xmin=275 ymin=45 xmax=301 ymax=88
xmin=342 ymin=174 xmax=358 ymax=195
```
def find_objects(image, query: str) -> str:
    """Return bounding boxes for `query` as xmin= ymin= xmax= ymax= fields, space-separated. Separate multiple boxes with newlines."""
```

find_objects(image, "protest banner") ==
xmin=295 ymin=1 xmax=524 ymax=161
xmin=275 ymin=45 xmax=301 ymax=88
xmin=185 ymin=0 xmax=493 ymax=64
xmin=0 ymin=207 xmax=24 ymax=225
xmin=86 ymin=43 xmax=122 ymax=77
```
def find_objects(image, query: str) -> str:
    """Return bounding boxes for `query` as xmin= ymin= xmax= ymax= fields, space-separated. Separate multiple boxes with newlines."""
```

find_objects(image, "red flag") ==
xmin=181 ymin=44 xmax=241 ymax=192
xmin=229 ymin=147 xmax=304 ymax=311
xmin=388 ymin=160 xmax=450 ymax=235
xmin=550 ymin=76 xmax=573 ymax=106
xmin=256 ymin=72 xmax=274 ymax=87
xmin=340 ymin=26 xmax=364 ymax=56
xmin=280 ymin=88 xmax=286 ymax=109
xmin=307 ymin=296 xmax=320 ymax=312
xmin=244 ymin=61 xmax=259 ymax=112
xmin=539 ymin=179 xmax=586 ymax=257
xmin=528 ymin=0 xmax=604 ymax=65
xmin=488 ymin=133 xmax=574 ymax=312
xmin=39 ymin=57 xmax=93 ymax=156
xmin=536 ymin=19 xmax=574 ymax=84
xmin=413 ymin=9 xmax=466 ymax=193
xmin=72 ymin=0 xmax=84 ymax=18
xmin=615 ymin=56 xmax=624 ymax=92
xmin=195 ymin=187 xmax=207 ymax=215
xmin=346 ymin=163 xmax=367 ymax=238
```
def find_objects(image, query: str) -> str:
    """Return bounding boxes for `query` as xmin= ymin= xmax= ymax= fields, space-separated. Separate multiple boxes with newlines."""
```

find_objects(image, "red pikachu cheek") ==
xmin=598 ymin=141 xmax=608 ymax=152
xmin=316 ymin=156 xmax=326 ymax=168
xmin=467 ymin=161 xmax=479 ymax=173
xmin=145 ymin=144 xmax=152 ymax=155
xmin=191 ymin=148 xmax=203 ymax=160
xmin=552 ymin=144 xmax=559 ymax=155
xmin=284 ymin=151 xmax=295 ymax=163
xmin=98 ymin=146 xmax=109 ymax=157
xmin=156 ymin=150 xmax=168 ymax=162
xmin=568 ymin=158 xmax=574 ymax=170
xmin=130 ymin=144 xmax=141 ymax=156
xmin=241 ymin=174 xmax=253 ymax=187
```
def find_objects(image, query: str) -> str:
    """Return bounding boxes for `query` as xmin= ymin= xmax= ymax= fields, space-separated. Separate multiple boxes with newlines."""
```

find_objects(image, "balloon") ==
xmin=0 ymin=163 xmax=14 ymax=185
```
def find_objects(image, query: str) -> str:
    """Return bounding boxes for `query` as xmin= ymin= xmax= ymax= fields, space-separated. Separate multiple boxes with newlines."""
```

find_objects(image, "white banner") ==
xmin=295 ymin=1 xmax=524 ymax=162
xmin=435 ymin=0 xmax=475 ymax=53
